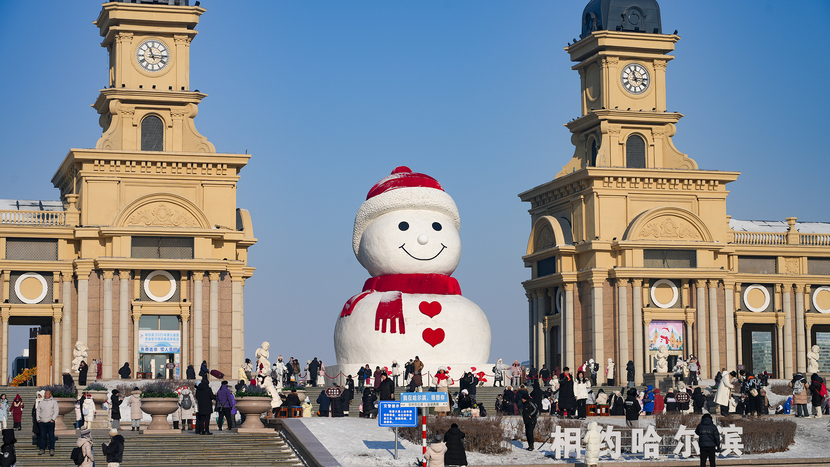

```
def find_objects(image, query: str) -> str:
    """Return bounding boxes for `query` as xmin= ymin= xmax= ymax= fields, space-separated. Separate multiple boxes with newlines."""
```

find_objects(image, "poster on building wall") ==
xmin=138 ymin=330 xmax=180 ymax=354
xmin=648 ymin=321 xmax=684 ymax=351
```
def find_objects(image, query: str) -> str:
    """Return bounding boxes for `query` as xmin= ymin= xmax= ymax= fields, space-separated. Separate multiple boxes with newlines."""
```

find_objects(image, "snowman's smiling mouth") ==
xmin=399 ymin=244 xmax=446 ymax=261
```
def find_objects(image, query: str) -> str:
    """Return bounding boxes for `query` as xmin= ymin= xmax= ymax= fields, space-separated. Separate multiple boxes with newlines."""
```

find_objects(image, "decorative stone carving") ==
xmin=126 ymin=203 xmax=199 ymax=227
xmin=639 ymin=217 xmax=701 ymax=240
xmin=535 ymin=226 xmax=555 ymax=251
xmin=72 ymin=341 xmax=88 ymax=372
xmin=808 ymin=345 xmax=820 ymax=375
xmin=255 ymin=342 xmax=271 ymax=376
xmin=654 ymin=344 xmax=669 ymax=373
xmin=260 ymin=375 xmax=283 ymax=409
xmin=784 ymin=258 xmax=799 ymax=275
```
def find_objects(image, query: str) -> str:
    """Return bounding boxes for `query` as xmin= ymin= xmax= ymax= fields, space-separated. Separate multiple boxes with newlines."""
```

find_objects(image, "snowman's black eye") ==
xmin=398 ymin=221 xmax=409 ymax=231
xmin=432 ymin=222 xmax=442 ymax=231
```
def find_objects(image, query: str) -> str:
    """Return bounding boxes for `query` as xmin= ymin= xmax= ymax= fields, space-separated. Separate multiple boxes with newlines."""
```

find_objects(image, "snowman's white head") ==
xmin=354 ymin=167 xmax=461 ymax=277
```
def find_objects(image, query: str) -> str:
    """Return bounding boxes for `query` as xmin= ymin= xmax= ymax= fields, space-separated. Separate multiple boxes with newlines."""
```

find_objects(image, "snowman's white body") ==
xmin=334 ymin=171 xmax=492 ymax=380
xmin=334 ymin=291 xmax=491 ymax=369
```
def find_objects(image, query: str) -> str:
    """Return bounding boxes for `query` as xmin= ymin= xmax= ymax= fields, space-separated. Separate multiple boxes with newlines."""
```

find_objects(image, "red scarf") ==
xmin=340 ymin=274 xmax=462 ymax=335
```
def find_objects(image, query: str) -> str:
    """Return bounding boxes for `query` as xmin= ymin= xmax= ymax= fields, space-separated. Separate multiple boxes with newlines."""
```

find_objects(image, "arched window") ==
xmin=589 ymin=139 xmax=598 ymax=167
xmin=626 ymin=134 xmax=646 ymax=168
xmin=141 ymin=115 xmax=164 ymax=151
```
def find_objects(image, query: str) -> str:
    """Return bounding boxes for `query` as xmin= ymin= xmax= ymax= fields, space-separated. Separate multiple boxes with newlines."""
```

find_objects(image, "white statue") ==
xmin=582 ymin=421 xmax=602 ymax=467
xmin=655 ymin=344 xmax=670 ymax=373
xmin=255 ymin=342 xmax=271 ymax=376
xmin=808 ymin=345 xmax=820 ymax=375
xmin=72 ymin=341 xmax=89 ymax=372
xmin=606 ymin=358 xmax=615 ymax=382
xmin=261 ymin=375 xmax=282 ymax=409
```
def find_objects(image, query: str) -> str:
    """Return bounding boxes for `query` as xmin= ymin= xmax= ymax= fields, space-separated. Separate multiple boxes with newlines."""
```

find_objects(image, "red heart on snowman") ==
xmin=422 ymin=328 xmax=445 ymax=347
xmin=471 ymin=367 xmax=476 ymax=372
xmin=419 ymin=301 xmax=442 ymax=318
xmin=447 ymin=366 xmax=451 ymax=371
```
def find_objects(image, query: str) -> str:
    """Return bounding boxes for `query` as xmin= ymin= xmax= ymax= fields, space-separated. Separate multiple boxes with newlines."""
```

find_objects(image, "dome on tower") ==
xmin=581 ymin=0 xmax=662 ymax=38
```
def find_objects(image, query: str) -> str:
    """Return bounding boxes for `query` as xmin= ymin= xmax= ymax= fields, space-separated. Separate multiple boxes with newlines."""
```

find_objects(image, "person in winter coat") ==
xmin=63 ymin=369 xmax=74 ymax=388
xmin=714 ymin=370 xmax=733 ymax=415
xmin=574 ymin=371 xmax=590 ymax=419
xmin=511 ymin=360 xmax=522 ymax=387
xmin=790 ymin=373 xmax=809 ymax=417
xmin=110 ymin=389 xmax=122 ymax=430
xmin=692 ymin=387 xmax=707 ymax=414
xmin=502 ymin=387 xmax=516 ymax=415
xmin=624 ymin=388 xmax=640 ymax=427
xmin=331 ymin=391 xmax=347 ymax=417
xmin=493 ymin=358 xmax=508 ymax=387
xmin=457 ymin=390 xmax=473 ymax=411
xmin=391 ymin=360 xmax=400 ymax=386
xmin=175 ymin=387 xmax=194 ymax=431
xmin=521 ymin=393 xmax=539 ymax=451
xmin=583 ymin=421 xmax=602 ymax=466
xmin=360 ymin=388 xmax=377 ymax=418
xmin=199 ymin=361 xmax=209 ymax=378
xmin=78 ymin=361 xmax=89 ymax=386
xmin=195 ymin=376 xmax=214 ymax=435
xmin=665 ymin=388 xmax=677 ymax=412
xmin=0 ymin=396 xmax=8 ymax=430
xmin=558 ymin=368 xmax=576 ymax=418
xmin=96 ymin=359 xmax=103 ymax=380
xmin=284 ymin=389 xmax=302 ymax=408
xmin=345 ymin=375 xmax=355 ymax=402
xmin=0 ymin=428 xmax=16 ymax=467
xmin=118 ymin=362 xmax=131 ymax=379
xmin=10 ymin=395 xmax=22 ymax=431
xmin=102 ymin=428 xmax=124 ymax=466
xmin=695 ymin=413 xmax=720 ymax=467
xmin=316 ymin=390 xmax=331 ymax=417
xmin=81 ymin=393 xmax=95 ymax=430
xmin=32 ymin=390 xmax=44 ymax=446
xmin=443 ymin=422 xmax=467 ymax=466
xmin=127 ymin=387 xmax=142 ymax=431
xmin=215 ymin=381 xmax=235 ymax=430
xmin=74 ymin=398 xmax=84 ymax=430
xmin=36 ymin=390 xmax=58 ymax=456
xmin=373 ymin=367 xmax=383 ymax=390
xmin=309 ymin=358 xmax=321 ymax=387
xmin=610 ymin=391 xmax=625 ymax=416
xmin=378 ymin=373 xmax=395 ymax=401
xmin=530 ymin=380 xmax=544 ymax=412
xmin=412 ymin=357 xmax=424 ymax=388
xmin=653 ymin=388 xmax=665 ymax=414
xmin=186 ymin=364 xmax=196 ymax=380
xmin=642 ymin=385 xmax=655 ymax=415
xmin=424 ymin=434 xmax=447 ymax=467
xmin=76 ymin=428 xmax=94 ymax=467
xmin=626 ymin=360 xmax=636 ymax=387
xmin=810 ymin=374 xmax=825 ymax=418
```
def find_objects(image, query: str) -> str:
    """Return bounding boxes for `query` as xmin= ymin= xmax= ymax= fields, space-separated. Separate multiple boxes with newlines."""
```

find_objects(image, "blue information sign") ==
xmin=399 ymin=391 xmax=449 ymax=407
xmin=378 ymin=401 xmax=418 ymax=427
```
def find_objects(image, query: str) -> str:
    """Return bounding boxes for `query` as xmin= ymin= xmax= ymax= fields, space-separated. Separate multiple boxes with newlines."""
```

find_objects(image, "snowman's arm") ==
xmin=375 ymin=291 xmax=405 ymax=334
xmin=340 ymin=291 xmax=371 ymax=318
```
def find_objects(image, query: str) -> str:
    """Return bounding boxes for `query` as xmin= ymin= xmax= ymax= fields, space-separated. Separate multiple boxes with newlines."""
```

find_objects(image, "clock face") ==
xmin=136 ymin=39 xmax=170 ymax=72
xmin=621 ymin=63 xmax=650 ymax=95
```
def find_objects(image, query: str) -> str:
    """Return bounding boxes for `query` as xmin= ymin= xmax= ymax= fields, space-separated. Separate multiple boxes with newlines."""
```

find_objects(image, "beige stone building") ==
xmin=0 ymin=0 xmax=255 ymax=385
xmin=520 ymin=0 xmax=830 ymax=384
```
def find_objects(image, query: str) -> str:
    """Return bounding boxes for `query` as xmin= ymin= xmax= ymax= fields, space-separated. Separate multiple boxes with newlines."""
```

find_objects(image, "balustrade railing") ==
xmin=731 ymin=232 xmax=786 ymax=245
xmin=0 ymin=210 xmax=66 ymax=226
xmin=800 ymin=233 xmax=830 ymax=246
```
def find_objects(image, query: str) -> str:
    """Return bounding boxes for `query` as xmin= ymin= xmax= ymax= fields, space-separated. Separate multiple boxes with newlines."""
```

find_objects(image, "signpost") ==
xmin=378 ymin=401 xmax=418 ymax=460
xmin=399 ymin=392 xmax=449 ymax=467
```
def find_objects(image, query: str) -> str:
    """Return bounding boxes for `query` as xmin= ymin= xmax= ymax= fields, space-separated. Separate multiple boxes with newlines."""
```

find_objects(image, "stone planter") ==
xmin=87 ymin=390 xmax=110 ymax=429
xmin=234 ymin=397 xmax=273 ymax=433
xmin=139 ymin=397 xmax=178 ymax=432
xmin=54 ymin=397 xmax=77 ymax=435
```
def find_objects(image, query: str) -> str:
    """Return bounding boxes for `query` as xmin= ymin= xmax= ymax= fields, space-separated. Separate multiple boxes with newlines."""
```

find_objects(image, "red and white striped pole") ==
xmin=422 ymin=409 xmax=427 ymax=467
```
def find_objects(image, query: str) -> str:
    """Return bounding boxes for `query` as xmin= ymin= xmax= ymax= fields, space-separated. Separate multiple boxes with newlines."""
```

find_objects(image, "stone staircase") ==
xmin=8 ymin=386 xmax=304 ymax=466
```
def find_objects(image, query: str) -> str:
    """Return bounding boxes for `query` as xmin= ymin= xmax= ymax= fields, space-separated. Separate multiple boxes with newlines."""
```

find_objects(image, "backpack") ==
xmin=821 ymin=383 xmax=828 ymax=399
xmin=793 ymin=380 xmax=804 ymax=395
xmin=181 ymin=393 xmax=193 ymax=410
xmin=70 ymin=446 xmax=84 ymax=465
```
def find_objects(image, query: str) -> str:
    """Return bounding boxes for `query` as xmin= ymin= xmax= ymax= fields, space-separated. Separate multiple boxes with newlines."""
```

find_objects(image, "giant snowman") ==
xmin=334 ymin=167 xmax=491 ymax=384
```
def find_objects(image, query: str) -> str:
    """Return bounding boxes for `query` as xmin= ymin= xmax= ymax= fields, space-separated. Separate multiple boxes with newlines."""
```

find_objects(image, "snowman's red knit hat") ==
xmin=353 ymin=166 xmax=460 ymax=255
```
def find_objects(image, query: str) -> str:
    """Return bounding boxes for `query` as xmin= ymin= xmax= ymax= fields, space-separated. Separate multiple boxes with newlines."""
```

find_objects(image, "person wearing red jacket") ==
xmin=652 ymin=388 xmax=665 ymax=414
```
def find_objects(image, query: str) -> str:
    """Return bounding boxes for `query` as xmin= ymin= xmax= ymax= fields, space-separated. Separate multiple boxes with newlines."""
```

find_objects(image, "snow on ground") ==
xmin=300 ymin=379 xmax=830 ymax=465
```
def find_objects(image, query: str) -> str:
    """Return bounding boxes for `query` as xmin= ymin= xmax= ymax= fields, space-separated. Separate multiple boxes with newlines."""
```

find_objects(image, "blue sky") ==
xmin=0 ymin=1 xmax=828 ymax=374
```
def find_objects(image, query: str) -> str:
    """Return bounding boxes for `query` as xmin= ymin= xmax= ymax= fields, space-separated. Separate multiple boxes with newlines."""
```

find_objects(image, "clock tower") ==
xmin=557 ymin=0 xmax=697 ymax=176
xmin=93 ymin=0 xmax=213 ymax=152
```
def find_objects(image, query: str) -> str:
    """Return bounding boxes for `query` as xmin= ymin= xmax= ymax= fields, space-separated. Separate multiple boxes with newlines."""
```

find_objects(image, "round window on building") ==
xmin=650 ymin=279 xmax=678 ymax=309
xmin=744 ymin=284 xmax=771 ymax=312
xmin=813 ymin=286 xmax=830 ymax=313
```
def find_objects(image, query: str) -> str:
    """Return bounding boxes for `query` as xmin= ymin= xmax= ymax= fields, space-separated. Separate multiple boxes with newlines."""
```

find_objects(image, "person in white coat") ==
xmin=494 ymin=358 xmax=508 ymax=387
xmin=574 ymin=371 xmax=591 ymax=420
xmin=126 ymin=388 xmax=142 ymax=431
xmin=391 ymin=360 xmax=401 ymax=386
xmin=714 ymin=369 xmax=733 ymax=416
xmin=583 ymin=421 xmax=602 ymax=467
xmin=81 ymin=394 xmax=95 ymax=430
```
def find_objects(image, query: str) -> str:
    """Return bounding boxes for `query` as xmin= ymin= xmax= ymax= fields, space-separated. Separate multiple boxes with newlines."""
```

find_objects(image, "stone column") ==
xmin=777 ymin=322 xmax=785 ymax=377
xmin=132 ymin=309 xmax=140 ymax=371
xmin=240 ymin=279 xmax=246 ymax=361
xmin=617 ymin=279 xmax=629 ymax=374
xmin=695 ymin=280 xmax=707 ymax=369
xmin=53 ymin=314 xmax=61 ymax=384
xmin=548 ymin=287 xmax=558 ymax=369
xmin=209 ymin=272 xmax=220 ymax=367
xmin=102 ymin=270 xmax=114 ymax=379
xmin=591 ymin=278 xmax=604 ymax=381
xmin=181 ymin=310 xmax=189 ymax=378
xmin=781 ymin=284 xmax=793 ymax=377
xmin=526 ymin=292 xmax=533 ymax=366
xmin=119 ymin=271 xmax=129 ymax=376
xmin=794 ymin=284 xmax=806 ymax=372
xmin=536 ymin=290 xmax=546 ymax=369
xmin=724 ymin=282 xmax=736 ymax=371
xmin=193 ymin=272 xmax=204 ymax=367
xmin=564 ymin=283 xmax=575 ymax=371
xmin=1 ymin=311 xmax=7 ymax=383
xmin=231 ymin=276 xmax=244 ymax=370
xmin=632 ymin=279 xmax=644 ymax=385
xmin=708 ymin=280 xmax=719 ymax=379
xmin=77 ymin=273 xmax=89 ymax=347
xmin=62 ymin=275 xmax=73 ymax=376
